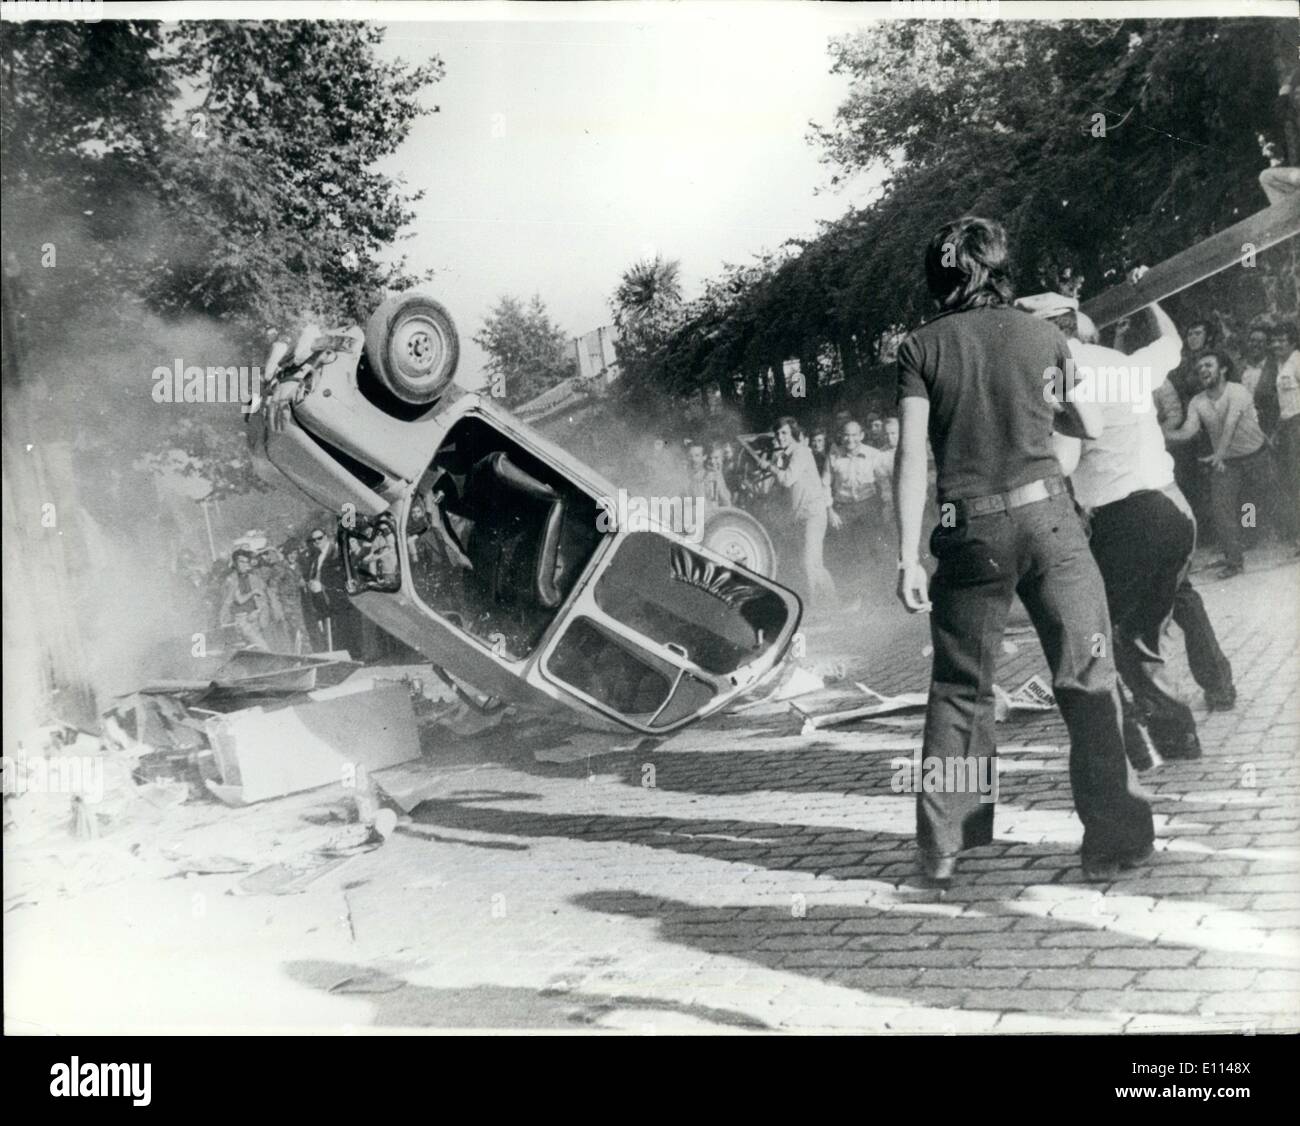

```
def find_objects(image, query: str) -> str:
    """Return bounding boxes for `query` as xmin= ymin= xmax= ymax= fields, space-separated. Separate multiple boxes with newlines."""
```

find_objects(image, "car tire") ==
xmin=702 ymin=507 xmax=777 ymax=577
xmin=363 ymin=292 xmax=459 ymax=405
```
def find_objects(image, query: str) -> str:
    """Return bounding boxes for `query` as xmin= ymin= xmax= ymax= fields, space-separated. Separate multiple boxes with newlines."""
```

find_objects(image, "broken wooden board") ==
xmin=1081 ymin=192 xmax=1300 ymax=329
xmin=202 ymin=680 xmax=420 ymax=805
xmin=793 ymin=686 xmax=929 ymax=733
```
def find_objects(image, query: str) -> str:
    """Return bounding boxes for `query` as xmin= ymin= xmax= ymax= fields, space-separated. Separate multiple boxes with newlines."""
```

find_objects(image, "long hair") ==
xmin=925 ymin=216 xmax=1015 ymax=312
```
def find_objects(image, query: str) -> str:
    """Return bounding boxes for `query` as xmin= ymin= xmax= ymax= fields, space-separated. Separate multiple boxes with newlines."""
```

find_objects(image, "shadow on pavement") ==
xmin=284 ymin=959 xmax=768 ymax=1031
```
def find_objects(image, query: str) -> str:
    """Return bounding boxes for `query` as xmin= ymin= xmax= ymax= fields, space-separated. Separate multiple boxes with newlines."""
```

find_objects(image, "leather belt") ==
xmin=947 ymin=475 xmax=1066 ymax=518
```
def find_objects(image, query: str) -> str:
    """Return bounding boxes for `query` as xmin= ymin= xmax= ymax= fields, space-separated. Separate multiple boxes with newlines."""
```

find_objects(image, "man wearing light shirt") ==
xmin=1165 ymin=349 xmax=1276 ymax=578
xmin=759 ymin=417 xmax=837 ymax=613
xmin=1020 ymin=285 xmax=1203 ymax=766
xmin=825 ymin=419 xmax=893 ymax=582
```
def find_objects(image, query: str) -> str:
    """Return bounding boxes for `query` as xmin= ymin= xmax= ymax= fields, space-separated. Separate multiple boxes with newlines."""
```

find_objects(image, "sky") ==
xmin=374 ymin=6 xmax=889 ymax=388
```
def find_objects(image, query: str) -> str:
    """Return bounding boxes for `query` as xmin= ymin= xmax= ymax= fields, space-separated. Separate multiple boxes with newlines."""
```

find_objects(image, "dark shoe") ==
xmin=1215 ymin=562 xmax=1244 ymax=580
xmin=1127 ymin=746 xmax=1155 ymax=773
xmin=1205 ymin=686 xmax=1237 ymax=711
xmin=1081 ymin=843 xmax=1155 ymax=882
xmin=919 ymin=852 xmax=958 ymax=883
xmin=1154 ymin=730 xmax=1202 ymax=761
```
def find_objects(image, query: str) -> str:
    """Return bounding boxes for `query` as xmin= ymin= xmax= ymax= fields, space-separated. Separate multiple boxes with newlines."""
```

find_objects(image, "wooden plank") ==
xmin=1081 ymin=193 xmax=1300 ymax=329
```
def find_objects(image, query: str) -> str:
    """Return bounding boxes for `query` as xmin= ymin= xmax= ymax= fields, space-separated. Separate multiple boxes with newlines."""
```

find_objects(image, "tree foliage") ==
xmin=473 ymin=294 xmax=576 ymax=405
xmin=609 ymin=254 xmax=686 ymax=406
xmin=1 ymin=20 xmax=443 ymax=498
xmin=630 ymin=18 xmax=1299 ymax=424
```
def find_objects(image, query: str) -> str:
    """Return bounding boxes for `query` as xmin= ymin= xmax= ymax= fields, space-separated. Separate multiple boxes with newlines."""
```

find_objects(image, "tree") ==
xmin=1 ymin=19 xmax=444 ymax=498
xmin=473 ymin=294 xmax=576 ymax=405
xmin=1 ymin=20 xmax=444 ymax=723
xmin=624 ymin=17 xmax=1297 ymax=426
xmin=610 ymin=255 xmax=685 ymax=404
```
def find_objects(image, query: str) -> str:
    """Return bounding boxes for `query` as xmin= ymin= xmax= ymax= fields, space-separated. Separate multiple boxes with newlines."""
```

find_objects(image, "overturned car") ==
xmin=247 ymin=293 xmax=802 ymax=734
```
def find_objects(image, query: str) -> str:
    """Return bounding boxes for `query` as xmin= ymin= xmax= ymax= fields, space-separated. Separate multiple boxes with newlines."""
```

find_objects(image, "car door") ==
xmin=535 ymin=527 xmax=802 ymax=734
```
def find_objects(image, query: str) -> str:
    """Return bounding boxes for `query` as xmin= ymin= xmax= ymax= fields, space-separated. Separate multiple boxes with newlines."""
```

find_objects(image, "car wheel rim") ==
xmin=706 ymin=526 xmax=769 ymax=572
xmin=391 ymin=313 xmax=447 ymax=390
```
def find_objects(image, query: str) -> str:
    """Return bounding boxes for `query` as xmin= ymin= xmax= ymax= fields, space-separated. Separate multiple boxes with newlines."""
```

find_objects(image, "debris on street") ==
xmin=993 ymin=674 xmax=1057 ymax=722
xmin=792 ymin=683 xmax=928 ymax=733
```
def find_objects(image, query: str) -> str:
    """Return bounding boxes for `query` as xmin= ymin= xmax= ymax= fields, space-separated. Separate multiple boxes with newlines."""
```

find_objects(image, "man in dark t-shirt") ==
xmin=896 ymin=306 xmax=1071 ymax=499
xmin=892 ymin=216 xmax=1154 ymax=884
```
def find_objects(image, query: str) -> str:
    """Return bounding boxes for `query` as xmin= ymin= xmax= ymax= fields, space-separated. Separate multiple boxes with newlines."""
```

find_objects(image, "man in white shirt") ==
xmin=1019 ymin=286 xmax=1203 ymax=765
xmin=1165 ymin=349 xmax=1277 ymax=577
xmin=758 ymin=417 xmax=837 ymax=613
xmin=825 ymin=419 xmax=893 ymax=588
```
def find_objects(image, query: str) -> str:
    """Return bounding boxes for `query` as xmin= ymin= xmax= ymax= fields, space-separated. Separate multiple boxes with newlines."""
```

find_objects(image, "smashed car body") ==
xmin=246 ymin=293 xmax=802 ymax=734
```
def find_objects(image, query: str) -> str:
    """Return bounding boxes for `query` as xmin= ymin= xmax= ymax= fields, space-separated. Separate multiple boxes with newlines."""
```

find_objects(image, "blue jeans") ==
xmin=918 ymin=489 xmax=1154 ymax=863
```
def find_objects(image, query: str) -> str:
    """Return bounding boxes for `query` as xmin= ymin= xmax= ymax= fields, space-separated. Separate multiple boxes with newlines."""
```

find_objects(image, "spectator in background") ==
xmin=828 ymin=409 xmax=853 ymax=457
xmin=703 ymin=444 xmax=733 ymax=511
xmin=1168 ymin=318 xmax=1216 ymax=406
xmin=1238 ymin=321 xmax=1278 ymax=435
xmin=758 ymin=416 xmax=836 ymax=614
xmin=220 ymin=548 xmax=280 ymax=650
xmin=304 ymin=528 xmax=339 ymax=650
xmin=865 ymin=411 xmax=888 ymax=449
xmin=1156 ymin=317 xmax=1217 ymax=537
xmin=1164 ymin=350 xmax=1276 ymax=578
xmin=685 ymin=439 xmax=707 ymax=482
xmin=825 ymin=419 xmax=893 ymax=601
xmin=809 ymin=429 xmax=830 ymax=477
xmin=720 ymin=441 xmax=741 ymax=498
xmin=257 ymin=547 xmax=302 ymax=652
xmin=282 ymin=544 xmax=313 ymax=652
xmin=1270 ymin=321 xmax=1300 ymax=551
xmin=683 ymin=440 xmax=709 ymax=509
xmin=883 ymin=415 xmax=900 ymax=452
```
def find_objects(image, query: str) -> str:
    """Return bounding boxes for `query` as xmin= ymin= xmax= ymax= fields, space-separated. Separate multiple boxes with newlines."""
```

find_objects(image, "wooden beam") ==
xmin=1081 ymin=193 xmax=1300 ymax=329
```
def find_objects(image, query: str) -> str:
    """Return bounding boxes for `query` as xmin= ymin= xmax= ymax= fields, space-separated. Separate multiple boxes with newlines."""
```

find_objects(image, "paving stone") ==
xmin=1024 ymin=968 xmax=1137 ymax=990
xmin=1138 ymin=968 xmax=1259 ymax=991
xmin=1200 ymin=992 xmax=1297 ymax=1014
xmin=1040 ymin=930 xmax=1149 ymax=948
xmin=1090 ymin=948 xmax=1199 ymax=968
xmin=1074 ymin=990 xmax=1204 ymax=1014
xmin=873 ymin=950 xmax=980 ymax=968
xmin=916 ymin=916 xmax=1017 ymax=933
xmin=967 ymin=989 xmax=1077 ymax=1013
xmin=920 ymin=968 xmax=1026 ymax=988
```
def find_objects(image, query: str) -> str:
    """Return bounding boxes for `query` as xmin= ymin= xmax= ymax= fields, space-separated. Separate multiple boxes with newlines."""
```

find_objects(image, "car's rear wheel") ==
xmin=363 ymin=292 xmax=459 ymax=405
xmin=702 ymin=507 xmax=777 ymax=577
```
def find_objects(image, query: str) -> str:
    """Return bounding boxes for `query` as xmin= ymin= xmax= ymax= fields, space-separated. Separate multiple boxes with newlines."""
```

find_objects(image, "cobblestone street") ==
xmin=7 ymin=553 xmax=1298 ymax=1034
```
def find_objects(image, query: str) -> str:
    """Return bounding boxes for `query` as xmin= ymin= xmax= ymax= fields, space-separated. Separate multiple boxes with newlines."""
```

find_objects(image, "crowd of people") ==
xmin=888 ymin=202 xmax=1298 ymax=884
xmin=175 ymin=521 xmax=403 ymax=658
xmin=625 ymin=194 xmax=1297 ymax=885
xmin=1152 ymin=316 xmax=1300 ymax=577
xmin=630 ymin=406 xmax=904 ymax=615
